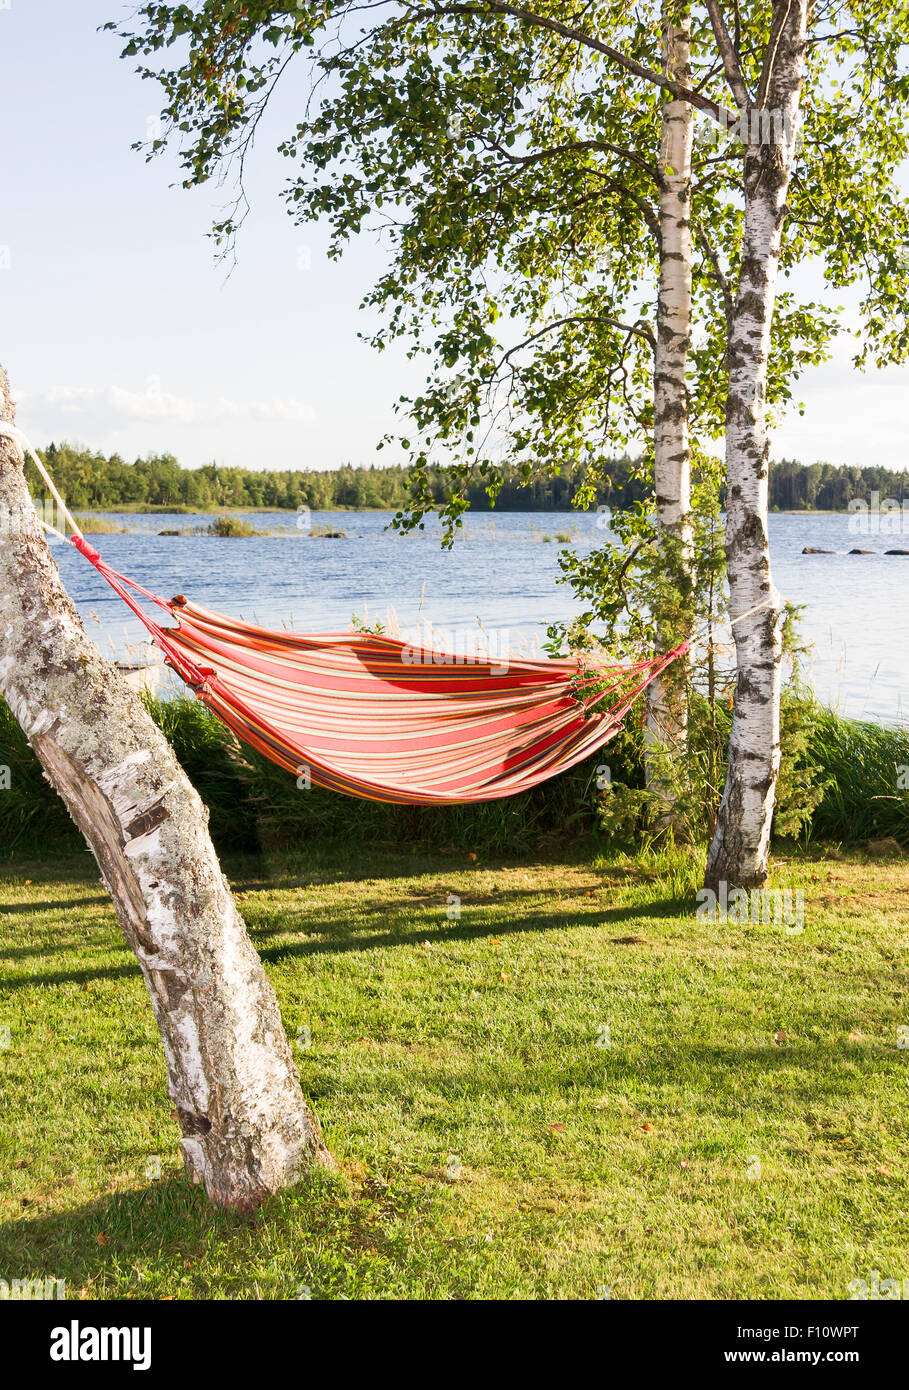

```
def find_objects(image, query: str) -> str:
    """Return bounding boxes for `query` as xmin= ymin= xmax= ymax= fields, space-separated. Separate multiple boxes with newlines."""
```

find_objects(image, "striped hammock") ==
xmin=67 ymin=533 xmax=687 ymax=805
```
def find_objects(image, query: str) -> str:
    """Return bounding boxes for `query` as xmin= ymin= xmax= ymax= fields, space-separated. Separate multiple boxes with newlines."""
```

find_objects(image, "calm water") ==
xmin=53 ymin=510 xmax=908 ymax=724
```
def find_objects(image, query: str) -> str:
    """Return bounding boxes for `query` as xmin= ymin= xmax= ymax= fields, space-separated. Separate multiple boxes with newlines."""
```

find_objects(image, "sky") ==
xmin=1 ymin=0 xmax=907 ymax=475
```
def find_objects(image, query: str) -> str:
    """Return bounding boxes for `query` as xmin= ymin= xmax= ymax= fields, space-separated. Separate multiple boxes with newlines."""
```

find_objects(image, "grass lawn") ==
xmin=0 ymin=841 xmax=907 ymax=1300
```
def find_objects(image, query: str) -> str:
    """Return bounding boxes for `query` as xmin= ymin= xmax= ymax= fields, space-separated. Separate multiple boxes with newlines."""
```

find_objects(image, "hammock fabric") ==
xmin=69 ymin=534 xmax=688 ymax=805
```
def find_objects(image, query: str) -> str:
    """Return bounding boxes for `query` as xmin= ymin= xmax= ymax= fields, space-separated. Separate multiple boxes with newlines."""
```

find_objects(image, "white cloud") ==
xmin=17 ymin=384 xmax=315 ymax=430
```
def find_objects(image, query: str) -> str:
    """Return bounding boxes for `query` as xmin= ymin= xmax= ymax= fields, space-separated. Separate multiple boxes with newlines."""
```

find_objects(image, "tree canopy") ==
xmin=108 ymin=1 xmax=909 ymax=535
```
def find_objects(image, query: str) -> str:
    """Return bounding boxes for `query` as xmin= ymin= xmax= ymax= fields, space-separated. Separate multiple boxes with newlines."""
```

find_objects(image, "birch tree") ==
xmin=112 ymin=0 xmax=909 ymax=887
xmin=0 ymin=369 xmax=330 ymax=1209
xmin=694 ymin=0 xmax=909 ymax=886
xmin=701 ymin=2 xmax=809 ymax=887
xmin=647 ymin=1 xmax=695 ymax=813
xmin=112 ymin=2 xmax=711 ymax=811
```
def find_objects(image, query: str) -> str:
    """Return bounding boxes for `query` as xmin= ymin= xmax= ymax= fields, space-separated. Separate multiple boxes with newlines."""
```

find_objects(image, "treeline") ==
xmin=30 ymin=442 xmax=909 ymax=513
xmin=31 ymin=443 xmax=649 ymax=512
xmin=769 ymin=459 xmax=909 ymax=511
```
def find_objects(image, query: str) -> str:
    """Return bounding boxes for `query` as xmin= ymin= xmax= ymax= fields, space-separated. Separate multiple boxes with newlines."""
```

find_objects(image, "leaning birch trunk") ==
xmin=645 ymin=1 xmax=694 ymax=821
xmin=704 ymin=2 xmax=808 ymax=890
xmin=0 ymin=367 xmax=330 ymax=1209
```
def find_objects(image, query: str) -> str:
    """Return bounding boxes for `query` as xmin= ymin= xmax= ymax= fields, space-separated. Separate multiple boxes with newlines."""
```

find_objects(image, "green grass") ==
xmin=203 ymin=515 xmax=269 ymax=538
xmin=6 ymin=690 xmax=908 ymax=863
xmin=72 ymin=515 xmax=134 ymax=534
xmin=810 ymin=709 xmax=909 ymax=846
xmin=1 ymin=841 xmax=907 ymax=1300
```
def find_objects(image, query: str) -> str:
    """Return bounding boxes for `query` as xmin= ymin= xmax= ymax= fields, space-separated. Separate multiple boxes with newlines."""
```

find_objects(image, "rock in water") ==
xmin=802 ymin=546 xmax=835 ymax=554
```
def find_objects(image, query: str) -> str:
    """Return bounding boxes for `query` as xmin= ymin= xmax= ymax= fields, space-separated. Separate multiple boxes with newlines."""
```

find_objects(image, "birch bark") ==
xmin=0 ymin=366 xmax=330 ymax=1209
xmin=645 ymin=1 xmax=694 ymax=817
xmin=704 ymin=1 xmax=808 ymax=889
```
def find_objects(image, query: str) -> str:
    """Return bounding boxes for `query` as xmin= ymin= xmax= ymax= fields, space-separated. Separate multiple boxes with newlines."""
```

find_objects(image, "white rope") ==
xmin=36 ymin=516 xmax=72 ymax=544
xmin=684 ymin=593 xmax=784 ymax=651
xmin=728 ymin=592 xmax=783 ymax=629
xmin=0 ymin=420 xmax=83 ymax=538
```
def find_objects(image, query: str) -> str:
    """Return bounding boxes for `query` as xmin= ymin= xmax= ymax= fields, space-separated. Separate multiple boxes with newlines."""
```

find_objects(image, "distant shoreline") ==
xmin=74 ymin=502 xmax=390 ymax=515
xmin=71 ymin=504 xmax=858 ymax=517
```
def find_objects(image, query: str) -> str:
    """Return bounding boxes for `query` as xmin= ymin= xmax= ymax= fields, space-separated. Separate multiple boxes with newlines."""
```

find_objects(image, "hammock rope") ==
xmin=0 ymin=422 xmax=779 ymax=805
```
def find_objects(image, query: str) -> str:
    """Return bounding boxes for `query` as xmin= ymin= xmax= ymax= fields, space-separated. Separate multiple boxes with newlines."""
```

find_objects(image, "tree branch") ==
xmin=494 ymin=313 xmax=656 ymax=372
xmin=696 ymin=227 xmax=735 ymax=341
xmin=484 ymin=134 xmax=663 ymax=187
xmin=704 ymin=0 xmax=752 ymax=109
xmin=411 ymin=2 xmax=739 ymax=126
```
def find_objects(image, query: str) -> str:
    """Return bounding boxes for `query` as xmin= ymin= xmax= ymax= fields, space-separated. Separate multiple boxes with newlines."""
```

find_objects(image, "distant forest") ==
xmin=30 ymin=442 xmax=909 ymax=513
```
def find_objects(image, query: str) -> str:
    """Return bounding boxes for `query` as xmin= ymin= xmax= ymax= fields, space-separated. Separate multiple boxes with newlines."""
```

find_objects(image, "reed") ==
xmin=1 ymin=692 xmax=906 ymax=858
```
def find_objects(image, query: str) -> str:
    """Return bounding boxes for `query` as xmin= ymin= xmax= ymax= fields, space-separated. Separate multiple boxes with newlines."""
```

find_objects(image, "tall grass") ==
xmin=808 ymin=709 xmax=909 ymax=846
xmin=204 ymin=516 xmax=266 ymax=538
xmin=1 ymin=692 xmax=906 ymax=859
xmin=0 ymin=698 xmax=82 ymax=853
xmin=72 ymin=515 xmax=133 ymax=534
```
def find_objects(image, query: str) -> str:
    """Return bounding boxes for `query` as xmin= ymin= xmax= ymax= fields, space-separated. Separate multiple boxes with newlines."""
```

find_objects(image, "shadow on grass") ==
xmin=0 ymin=895 xmax=112 ymax=917
xmin=1 ymin=895 xmax=693 ymax=989
xmin=0 ymin=1168 xmax=426 ymax=1299
xmin=0 ymin=1034 xmax=896 ymax=1296
xmin=254 ymin=896 xmax=691 ymax=963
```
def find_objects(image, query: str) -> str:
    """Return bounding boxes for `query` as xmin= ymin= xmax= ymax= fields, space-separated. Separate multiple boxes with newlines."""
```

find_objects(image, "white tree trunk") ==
xmin=705 ymin=2 xmax=808 ymax=890
xmin=0 ymin=367 xmax=330 ymax=1209
xmin=645 ymin=1 xmax=693 ymax=816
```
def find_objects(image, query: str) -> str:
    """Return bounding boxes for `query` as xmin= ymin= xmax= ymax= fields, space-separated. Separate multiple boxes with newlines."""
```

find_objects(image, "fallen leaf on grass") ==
xmin=773 ymin=1030 xmax=787 ymax=1044
xmin=547 ymin=1123 xmax=567 ymax=1134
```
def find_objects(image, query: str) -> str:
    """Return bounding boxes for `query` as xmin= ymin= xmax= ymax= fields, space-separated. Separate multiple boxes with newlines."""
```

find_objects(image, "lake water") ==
xmin=52 ymin=509 xmax=908 ymax=724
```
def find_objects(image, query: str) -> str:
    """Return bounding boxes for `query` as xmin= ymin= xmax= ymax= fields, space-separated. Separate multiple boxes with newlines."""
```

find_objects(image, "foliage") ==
xmin=204 ymin=515 xmax=267 ymax=537
xmin=808 ymin=712 xmax=909 ymax=848
xmin=139 ymin=695 xmax=262 ymax=852
xmin=27 ymin=440 xmax=909 ymax=516
xmin=774 ymin=607 xmax=835 ymax=841
xmin=104 ymin=1 xmax=909 ymax=546
xmin=2 ymin=685 xmax=907 ymax=857
xmin=0 ymin=698 xmax=82 ymax=853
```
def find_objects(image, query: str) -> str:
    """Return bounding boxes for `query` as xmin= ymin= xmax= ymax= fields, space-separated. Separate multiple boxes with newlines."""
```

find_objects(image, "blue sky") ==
xmin=1 ymin=0 xmax=906 ymax=474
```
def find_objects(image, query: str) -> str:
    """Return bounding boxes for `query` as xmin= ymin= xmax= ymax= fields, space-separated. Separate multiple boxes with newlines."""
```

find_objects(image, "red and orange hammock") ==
xmin=2 ymin=420 xmax=687 ymax=804
xmin=66 ymin=534 xmax=687 ymax=805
